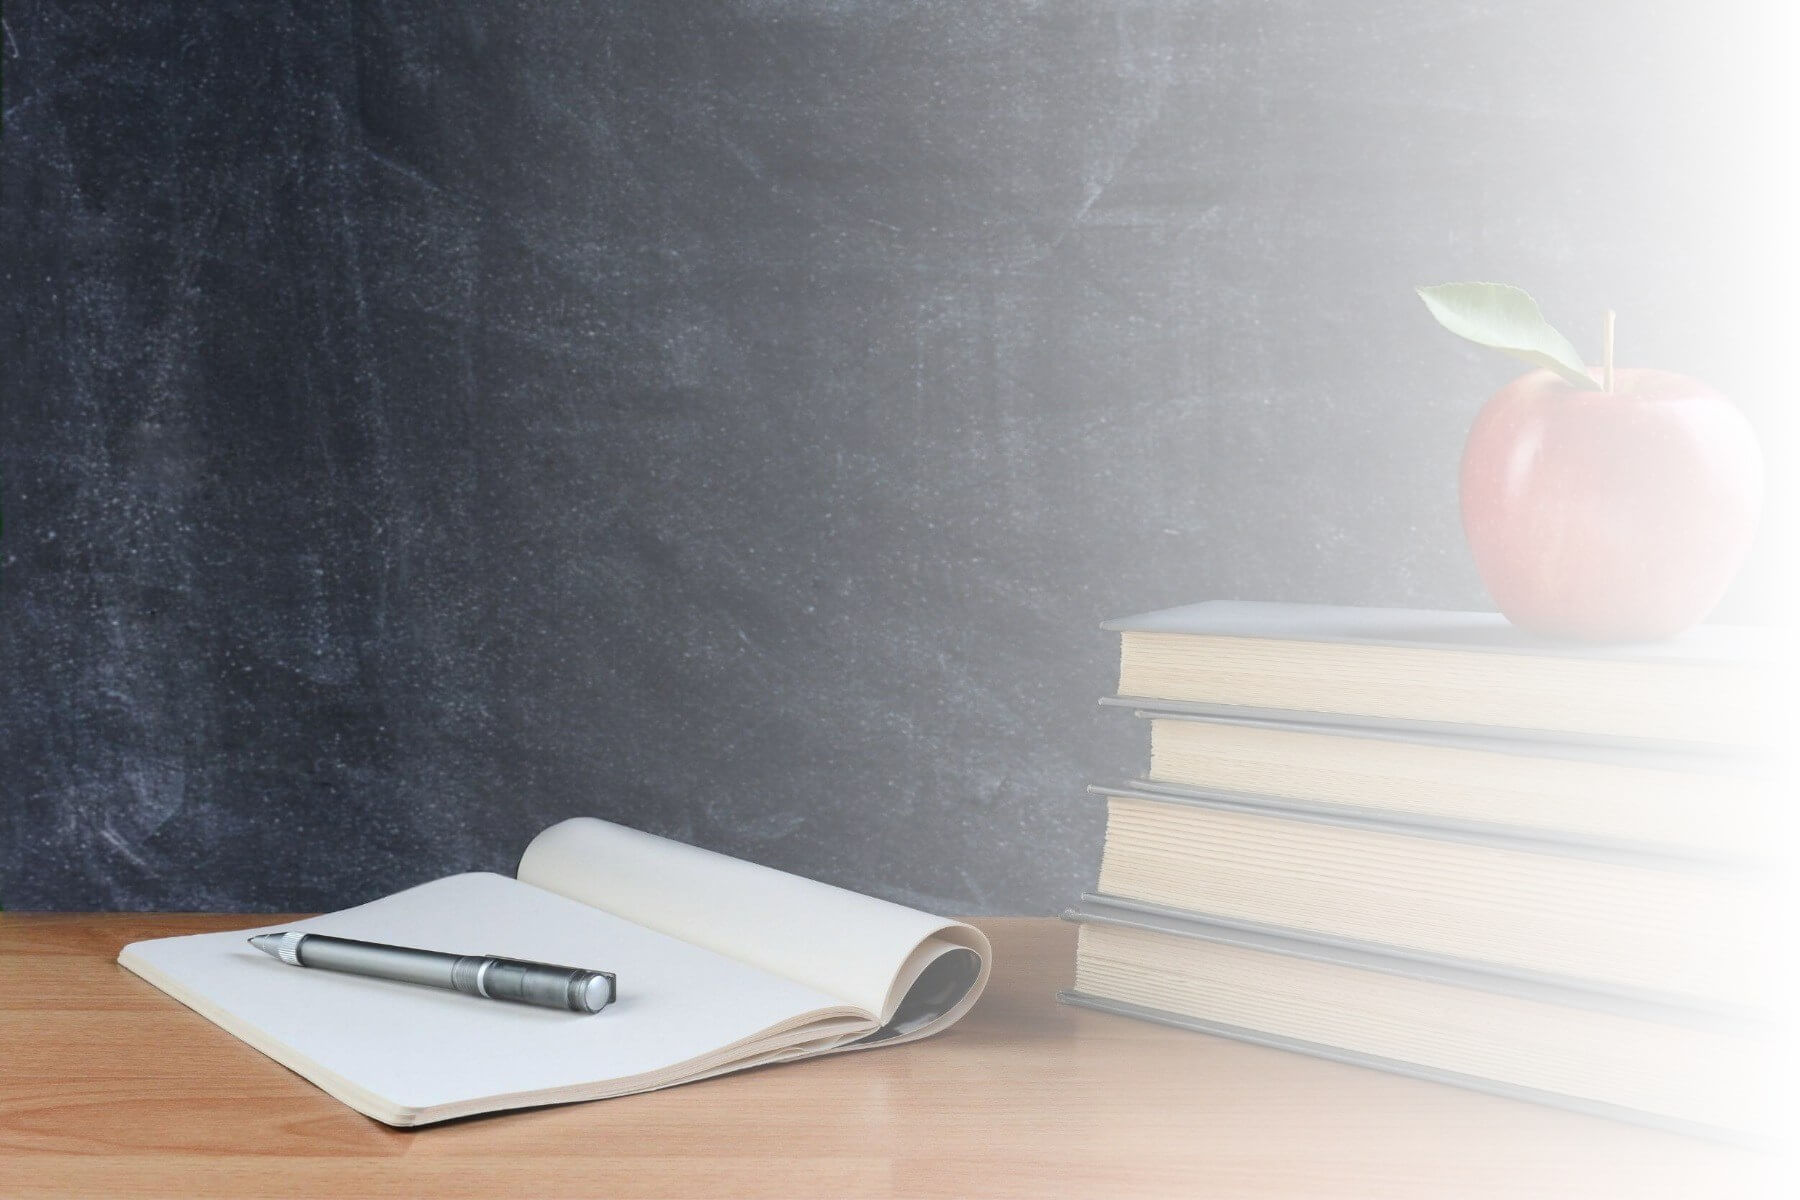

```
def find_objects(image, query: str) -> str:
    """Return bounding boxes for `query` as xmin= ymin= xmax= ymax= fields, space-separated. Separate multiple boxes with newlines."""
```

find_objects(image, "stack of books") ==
xmin=1061 ymin=601 xmax=1792 ymax=1140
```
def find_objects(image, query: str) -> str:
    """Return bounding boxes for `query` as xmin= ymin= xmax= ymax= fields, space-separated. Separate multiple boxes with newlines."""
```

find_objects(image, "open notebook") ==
xmin=117 ymin=818 xmax=992 ymax=1126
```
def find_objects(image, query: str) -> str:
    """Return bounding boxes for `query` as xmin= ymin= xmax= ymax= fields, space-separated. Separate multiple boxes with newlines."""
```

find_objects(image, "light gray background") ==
xmin=2 ymin=2 xmax=1790 ymax=911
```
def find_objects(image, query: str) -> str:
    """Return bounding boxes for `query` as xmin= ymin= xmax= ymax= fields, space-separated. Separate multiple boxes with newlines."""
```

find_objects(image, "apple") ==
xmin=1459 ymin=367 xmax=1762 ymax=640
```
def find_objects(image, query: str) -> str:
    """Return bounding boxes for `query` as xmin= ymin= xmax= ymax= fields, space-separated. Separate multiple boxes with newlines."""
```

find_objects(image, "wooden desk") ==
xmin=0 ymin=914 xmax=1774 ymax=1198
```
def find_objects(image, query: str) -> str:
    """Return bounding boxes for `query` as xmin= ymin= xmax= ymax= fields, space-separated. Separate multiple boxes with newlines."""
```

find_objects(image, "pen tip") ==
xmin=249 ymin=931 xmax=304 ymax=965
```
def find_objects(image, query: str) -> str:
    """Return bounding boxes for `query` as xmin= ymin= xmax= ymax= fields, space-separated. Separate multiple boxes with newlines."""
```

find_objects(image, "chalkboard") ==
xmin=1 ymin=2 xmax=1789 ymax=911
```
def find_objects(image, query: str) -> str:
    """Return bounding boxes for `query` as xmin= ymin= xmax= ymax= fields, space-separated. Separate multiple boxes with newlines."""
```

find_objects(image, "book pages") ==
xmin=518 ymin=817 xmax=990 ymax=1029
xmin=119 ymin=872 xmax=865 ymax=1124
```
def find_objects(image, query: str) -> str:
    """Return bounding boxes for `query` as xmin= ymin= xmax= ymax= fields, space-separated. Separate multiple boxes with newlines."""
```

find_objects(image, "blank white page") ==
xmin=118 ymin=872 xmax=862 ymax=1124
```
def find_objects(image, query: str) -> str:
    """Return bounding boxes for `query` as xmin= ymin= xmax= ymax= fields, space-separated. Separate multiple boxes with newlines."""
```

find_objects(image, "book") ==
xmin=1089 ymin=783 xmax=1772 ymax=1012
xmin=1062 ymin=897 xmax=1773 ymax=1141
xmin=1070 ymin=598 xmax=1791 ymax=1136
xmin=1105 ymin=601 xmax=1790 ymax=749
xmin=118 ymin=818 xmax=991 ymax=1126
xmin=1132 ymin=709 xmax=1781 ymax=862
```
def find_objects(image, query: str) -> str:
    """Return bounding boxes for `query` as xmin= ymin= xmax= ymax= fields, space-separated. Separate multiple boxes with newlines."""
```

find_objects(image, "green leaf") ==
xmin=1417 ymin=282 xmax=1593 ymax=389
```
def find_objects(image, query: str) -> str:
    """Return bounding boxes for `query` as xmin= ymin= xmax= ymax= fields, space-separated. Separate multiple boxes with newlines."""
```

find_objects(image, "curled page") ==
xmin=518 ymin=818 xmax=990 ymax=1036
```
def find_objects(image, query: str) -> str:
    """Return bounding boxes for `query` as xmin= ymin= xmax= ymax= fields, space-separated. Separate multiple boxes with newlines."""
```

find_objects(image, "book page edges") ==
xmin=1114 ymin=631 xmax=1785 ymax=747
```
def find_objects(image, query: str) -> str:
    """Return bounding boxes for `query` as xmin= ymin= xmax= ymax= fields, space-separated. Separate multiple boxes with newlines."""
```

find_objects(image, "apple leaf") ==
xmin=1417 ymin=282 xmax=1593 ymax=389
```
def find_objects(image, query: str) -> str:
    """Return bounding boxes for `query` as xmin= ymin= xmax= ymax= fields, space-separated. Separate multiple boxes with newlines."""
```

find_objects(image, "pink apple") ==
xmin=1459 ymin=367 xmax=1762 ymax=640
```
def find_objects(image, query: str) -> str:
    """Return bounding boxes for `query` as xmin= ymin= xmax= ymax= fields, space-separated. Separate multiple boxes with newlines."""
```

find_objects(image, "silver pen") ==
xmin=249 ymin=932 xmax=616 ymax=1014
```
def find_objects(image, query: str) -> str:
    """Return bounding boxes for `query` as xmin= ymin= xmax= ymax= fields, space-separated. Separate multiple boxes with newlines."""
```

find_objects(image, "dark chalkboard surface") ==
xmin=2 ymin=2 xmax=1790 ymax=911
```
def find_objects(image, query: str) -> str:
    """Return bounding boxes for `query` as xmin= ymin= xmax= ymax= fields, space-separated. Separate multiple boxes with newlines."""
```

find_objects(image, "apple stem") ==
xmin=1603 ymin=309 xmax=1616 ymax=393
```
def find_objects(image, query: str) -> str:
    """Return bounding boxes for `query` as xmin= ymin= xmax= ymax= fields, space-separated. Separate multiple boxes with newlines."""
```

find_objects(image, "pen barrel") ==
xmin=296 ymin=935 xmax=460 ymax=989
xmin=289 ymin=935 xmax=614 ymax=1013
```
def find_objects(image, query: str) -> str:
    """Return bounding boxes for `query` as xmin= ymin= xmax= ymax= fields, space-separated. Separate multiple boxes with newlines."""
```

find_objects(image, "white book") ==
xmin=1063 ymin=896 xmax=1776 ymax=1142
xmin=1104 ymin=600 xmax=1790 ymax=749
xmin=118 ymin=818 xmax=991 ymax=1126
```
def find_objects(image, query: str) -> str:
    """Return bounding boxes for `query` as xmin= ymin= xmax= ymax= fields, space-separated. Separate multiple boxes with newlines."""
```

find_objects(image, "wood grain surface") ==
xmin=0 ymin=915 xmax=1776 ymax=1198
